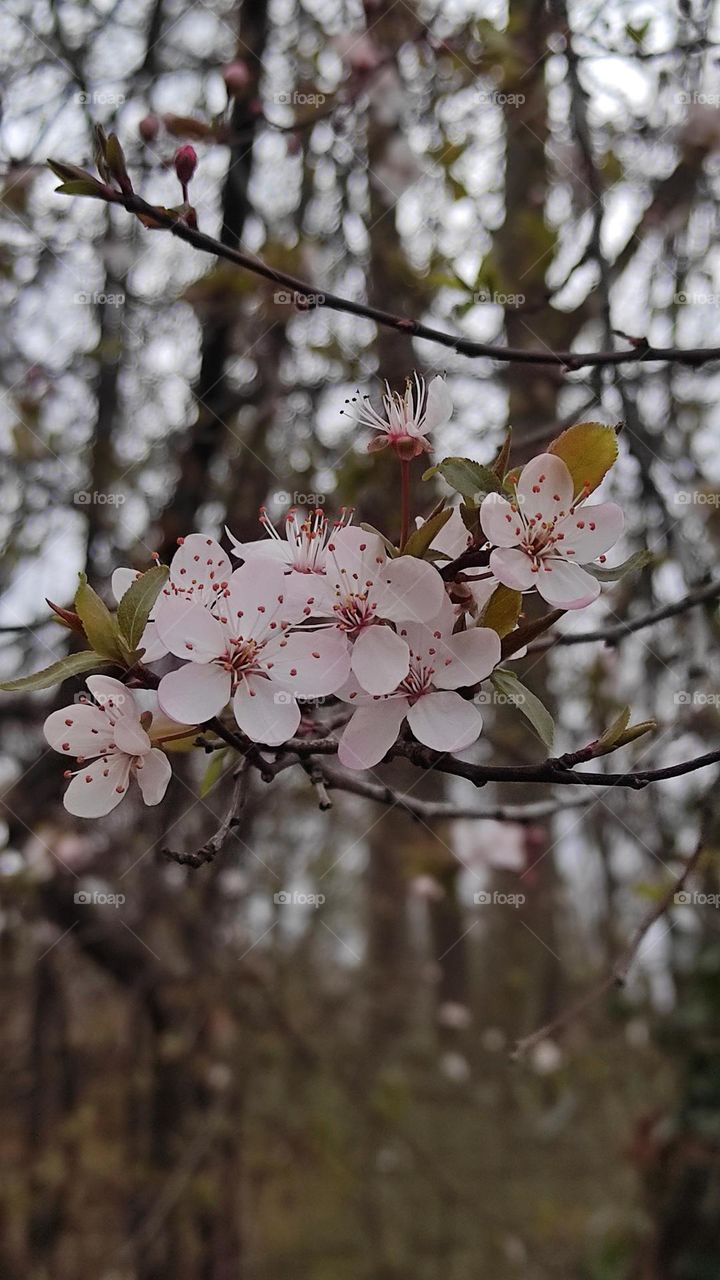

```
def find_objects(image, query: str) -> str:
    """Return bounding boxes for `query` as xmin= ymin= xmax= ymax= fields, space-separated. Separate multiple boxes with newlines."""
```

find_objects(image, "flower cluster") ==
xmin=3 ymin=375 xmax=627 ymax=820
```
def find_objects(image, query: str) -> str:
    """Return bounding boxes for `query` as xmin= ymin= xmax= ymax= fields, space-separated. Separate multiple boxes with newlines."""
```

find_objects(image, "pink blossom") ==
xmin=480 ymin=453 xmax=623 ymax=609
xmin=227 ymin=507 xmax=352 ymax=605
xmin=312 ymin=525 xmax=446 ymax=696
xmin=44 ymin=676 xmax=172 ymax=817
xmin=345 ymin=374 xmax=452 ymax=458
xmin=155 ymin=560 xmax=350 ymax=745
xmin=337 ymin=595 xmax=501 ymax=769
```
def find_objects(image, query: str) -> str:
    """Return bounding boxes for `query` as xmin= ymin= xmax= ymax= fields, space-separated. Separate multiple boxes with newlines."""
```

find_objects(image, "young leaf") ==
xmin=199 ymin=748 xmax=230 ymax=797
xmin=492 ymin=428 xmax=512 ymax=479
xmin=117 ymin=564 xmax=169 ymax=650
xmin=596 ymin=706 xmax=631 ymax=752
xmin=75 ymin=574 xmax=124 ymax=661
xmin=423 ymin=457 xmax=504 ymax=502
xmin=500 ymin=608 xmax=564 ymax=659
xmin=401 ymin=508 xmax=452 ymax=557
xmin=586 ymin=549 xmax=652 ymax=582
xmin=480 ymin=585 xmax=523 ymax=638
xmin=0 ymin=650 xmax=113 ymax=692
xmin=490 ymin=669 xmax=555 ymax=750
xmin=547 ymin=422 xmax=619 ymax=497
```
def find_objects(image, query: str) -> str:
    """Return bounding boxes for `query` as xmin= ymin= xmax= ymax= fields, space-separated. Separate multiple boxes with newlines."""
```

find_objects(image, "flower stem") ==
xmin=399 ymin=459 xmax=410 ymax=550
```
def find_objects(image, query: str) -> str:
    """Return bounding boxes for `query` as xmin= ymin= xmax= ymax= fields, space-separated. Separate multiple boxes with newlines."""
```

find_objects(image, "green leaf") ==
xmin=492 ymin=428 xmax=512 ymax=479
xmin=47 ymin=159 xmax=97 ymax=184
xmin=490 ymin=670 xmax=555 ymax=750
xmin=401 ymin=508 xmax=452 ymax=557
xmin=0 ymin=650 xmax=112 ymax=692
xmin=596 ymin=706 xmax=631 ymax=752
xmin=480 ymin=585 xmax=523 ymax=638
xmin=547 ymin=422 xmax=619 ymax=497
xmin=423 ymin=457 xmax=505 ymax=502
xmin=586 ymin=549 xmax=652 ymax=582
xmin=117 ymin=564 xmax=169 ymax=650
xmin=54 ymin=180 xmax=106 ymax=198
xmin=199 ymin=748 xmax=230 ymax=797
xmin=75 ymin=574 xmax=124 ymax=661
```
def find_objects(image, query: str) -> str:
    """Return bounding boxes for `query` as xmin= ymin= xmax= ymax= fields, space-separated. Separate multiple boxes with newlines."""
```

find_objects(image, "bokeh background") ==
xmin=2 ymin=0 xmax=720 ymax=1276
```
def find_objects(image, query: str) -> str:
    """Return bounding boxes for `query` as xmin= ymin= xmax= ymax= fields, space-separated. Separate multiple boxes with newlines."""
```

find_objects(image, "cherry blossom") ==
xmin=227 ymin=507 xmax=352 ymax=605
xmin=337 ymin=595 xmax=501 ymax=769
xmin=155 ymin=560 xmax=350 ymax=745
xmin=312 ymin=525 xmax=446 ymax=696
xmin=480 ymin=454 xmax=623 ymax=609
xmin=345 ymin=373 xmax=452 ymax=458
xmin=44 ymin=676 xmax=173 ymax=817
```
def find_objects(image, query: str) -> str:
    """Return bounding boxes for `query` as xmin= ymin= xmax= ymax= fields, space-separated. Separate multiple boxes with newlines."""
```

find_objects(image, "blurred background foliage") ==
xmin=2 ymin=0 xmax=720 ymax=1275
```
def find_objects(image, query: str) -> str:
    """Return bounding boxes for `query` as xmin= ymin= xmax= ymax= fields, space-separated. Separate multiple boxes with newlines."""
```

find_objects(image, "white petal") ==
xmin=323 ymin=526 xmax=386 ymax=599
xmin=407 ymin=691 xmax=484 ymax=752
xmin=111 ymin=567 xmax=140 ymax=602
xmin=516 ymin=453 xmax=573 ymax=520
xmin=419 ymin=507 xmax=470 ymax=560
xmin=154 ymin=595 xmax=226 ymax=662
xmin=137 ymin=619 xmax=168 ymax=662
xmin=338 ymin=698 xmax=407 ymax=770
xmin=536 ymin=558 xmax=600 ymax=609
xmin=432 ymin=627 xmax=501 ymax=690
xmin=553 ymin=502 xmax=623 ymax=563
xmin=229 ymin=536 xmax=291 ymax=564
xmin=423 ymin=375 xmax=452 ymax=432
xmin=489 ymin=547 xmax=537 ymax=591
xmin=266 ymin=628 xmax=350 ymax=696
xmin=63 ymin=754 xmax=131 ymax=818
xmin=44 ymin=703 xmax=113 ymax=755
xmin=220 ymin=560 xmax=304 ymax=634
xmin=134 ymin=748 xmax=172 ymax=805
xmin=113 ymin=718 xmax=152 ymax=756
xmin=158 ymin=664 xmax=230 ymax=724
xmin=466 ymin=577 xmax=497 ymax=614
xmin=233 ymin=676 xmax=300 ymax=745
xmin=169 ymin=533 xmax=231 ymax=604
xmin=350 ymin=625 xmax=409 ymax=695
xmin=86 ymin=675 xmax=132 ymax=707
xmin=374 ymin=556 xmax=445 ymax=622
xmin=480 ymin=492 xmax=523 ymax=548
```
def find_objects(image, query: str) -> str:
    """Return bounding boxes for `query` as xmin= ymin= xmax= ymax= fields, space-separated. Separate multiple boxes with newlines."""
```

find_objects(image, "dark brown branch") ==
xmin=529 ymin=578 xmax=720 ymax=652
xmin=162 ymin=759 xmax=250 ymax=868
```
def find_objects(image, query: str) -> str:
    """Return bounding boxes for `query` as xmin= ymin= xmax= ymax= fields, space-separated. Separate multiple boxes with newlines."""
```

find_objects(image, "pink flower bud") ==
xmin=222 ymin=61 xmax=251 ymax=97
xmin=174 ymin=145 xmax=197 ymax=191
xmin=139 ymin=114 xmax=159 ymax=143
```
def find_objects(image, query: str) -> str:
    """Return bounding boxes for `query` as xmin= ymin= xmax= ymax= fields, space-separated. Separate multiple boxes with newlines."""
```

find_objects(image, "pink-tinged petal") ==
xmin=489 ymin=547 xmax=537 ymax=591
xmin=553 ymin=502 xmax=623 ymax=563
xmin=233 ymin=676 xmax=301 ymax=745
xmin=113 ymin=718 xmax=152 ymax=756
xmin=480 ymin=493 xmax=524 ymax=548
xmin=418 ymin=507 xmax=470 ymax=560
xmin=86 ymin=674 xmax=132 ymax=707
xmin=130 ymin=692 xmax=192 ymax=744
xmin=516 ymin=453 xmax=573 ymax=521
xmin=536 ymin=558 xmax=600 ymax=609
xmin=154 ymin=595 xmax=226 ymax=662
xmin=338 ymin=698 xmax=408 ymax=770
xmin=350 ymin=625 xmax=409 ymax=696
xmin=374 ymin=556 xmax=445 ymax=622
xmin=169 ymin=533 xmax=231 ymax=602
xmin=63 ymin=753 xmax=131 ymax=818
xmin=137 ymin=619 xmax=167 ymax=663
xmin=466 ymin=577 xmax=497 ymax=614
xmin=220 ymin=560 xmax=303 ymax=633
xmin=111 ymin=567 xmax=140 ymax=602
xmin=44 ymin=704 xmax=113 ymax=755
xmin=267 ymin=628 xmax=350 ymax=696
xmin=423 ymin=375 xmax=452 ymax=432
xmin=158 ymin=663 xmax=230 ymax=724
xmin=228 ymin=536 xmax=291 ymax=564
xmin=407 ymin=690 xmax=484 ymax=753
xmin=134 ymin=748 xmax=172 ymax=805
xmin=433 ymin=627 xmax=501 ymax=690
xmin=324 ymin=526 xmax=386 ymax=593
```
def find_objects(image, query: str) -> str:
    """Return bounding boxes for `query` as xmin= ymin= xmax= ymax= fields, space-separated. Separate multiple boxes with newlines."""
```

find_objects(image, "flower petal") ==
xmin=113 ymin=718 xmax=152 ymax=756
xmin=228 ymin=536 xmax=292 ymax=564
xmin=136 ymin=619 xmax=168 ymax=663
xmin=407 ymin=691 xmax=484 ymax=753
xmin=44 ymin=703 xmax=114 ymax=755
xmin=134 ymin=748 xmax=172 ymax=806
xmin=350 ymin=625 xmax=409 ymax=695
xmin=63 ymin=753 xmax=131 ymax=818
xmin=154 ymin=595 xmax=226 ymax=662
xmin=516 ymin=453 xmax=573 ymax=520
xmin=423 ymin=375 xmax=452 ymax=432
xmin=536 ymin=558 xmax=600 ymax=609
xmin=489 ymin=547 xmax=537 ymax=591
xmin=480 ymin=493 xmax=524 ymax=548
xmin=338 ymin=698 xmax=408 ymax=770
xmin=169 ymin=533 xmax=231 ymax=604
xmin=219 ymin=560 xmax=306 ymax=633
xmin=158 ymin=663 xmax=230 ymax=724
xmin=554 ymin=502 xmax=623 ymax=562
xmin=233 ymin=676 xmax=300 ymax=745
xmin=433 ymin=627 xmax=501 ymax=690
xmin=374 ymin=556 xmax=445 ymax=622
xmin=266 ymin=628 xmax=350 ymax=696
xmin=111 ymin=567 xmax=140 ymax=602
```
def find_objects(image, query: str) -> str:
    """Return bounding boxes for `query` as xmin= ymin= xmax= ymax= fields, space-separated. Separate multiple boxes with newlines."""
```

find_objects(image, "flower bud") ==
xmin=174 ymin=145 xmax=197 ymax=192
xmin=222 ymin=61 xmax=251 ymax=97
xmin=139 ymin=114 xmax=159 ymax=143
